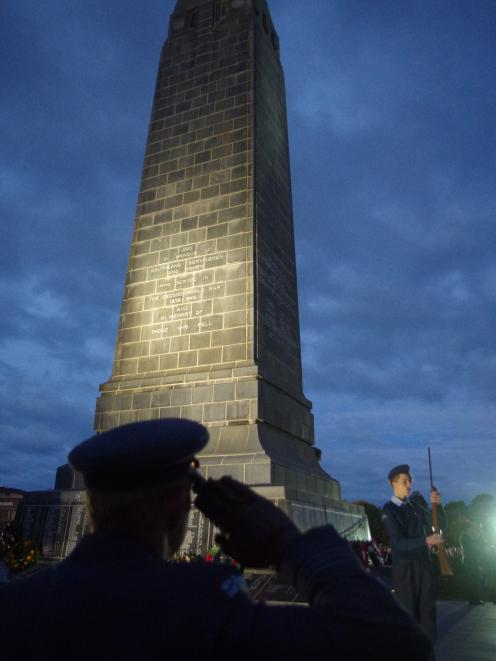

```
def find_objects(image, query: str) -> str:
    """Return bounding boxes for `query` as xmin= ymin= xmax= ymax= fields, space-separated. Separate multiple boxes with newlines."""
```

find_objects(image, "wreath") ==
xmin=4 ymin=539 xmax=39 ymax=574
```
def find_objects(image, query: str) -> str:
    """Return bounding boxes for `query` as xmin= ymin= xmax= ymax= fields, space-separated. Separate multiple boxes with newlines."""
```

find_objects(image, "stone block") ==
xmin=170 ymin=336 xmax=189 ymax=352
xmin=212 ymin=294 xmax=246 ymax=314
xmin=113 ymin=394 xmax=133 ymax=411
xmin=224 ymin=310 xmax=246 ymax=328
xmin=133 ymin=252 xmax=159 ymax=270
xmin=121 ymin=342 xmax=150 ymax=359
xmin=198 ymin=347 xmax=222 ymax=365
xmin=126 ymin=282 xmax=157 ymax=298
xmin=160 ymin=354 xmax=179 ymax=370
xmin=227 ymin=248 xmax=247 ymax=263
xmin=211 ymin=327 xmax=246 ymax=347
xmin=115 ymin=358 xmax=138 ymax=376
xmin=222 ymin=344 xmax=246 ymax=362
xmin=218 ymin=205 xmax=247 ymax=223
xmin=245 ymin=462 xmax=271 ymax=485
xmin=159 ymin=406 xmax=182 ymax=419
xmin=190 ymin=333 xmax=211 ymax=350
xmin=225 ymin=278 xmax=247 ymax=296
xmin=150 ymin=237 xmax=172 ymax=253
xmin=226 ymin=400 xmax=250 ymax=420
xmin=96 ymin=396 xmax=113 ymax=413
xmin=137 ymin=408 xmax=160 ymax=422
xmin=203 ymin=403 xmax=226 ymax=422
xmin=132 ymin=392 xmax=152 ymax=409
xmin=206 ymin=464 xmax=243 ymax=481
xmin=206 ymin=224 xmax=228 ymax=240
xmin=122 ymin=311 xmax=153 ymax=329
xmin=181 ymin=404 xmax=203 ymax=420
xmin=192 ymin=385 xmax=214 ymax=404
xmin=217 ymin=233 xmax=248 ymax=252
xmin=178 ymin=351 xmax=198 ymax=368
xmin=119 ymin=328 xmax=142 ymax=344
xmin=119 ymin=411 xmax=139 ymax=426
xmin=138 ymin=356 xmax=159 ymax=372
xmin=235 ymin=380 xmax=258 ymax=399
xmin=198 ymin=315 xmax=223 ymax=332
xmin=150 ymin=339 xmax=171 ymax=355
xmin=213 ymin=382 xmax=235 ymax=402
xmin=151 ymin=390 xmax=172 ymax=408
xmin=171 ymin=388 xmax=192 ymax=406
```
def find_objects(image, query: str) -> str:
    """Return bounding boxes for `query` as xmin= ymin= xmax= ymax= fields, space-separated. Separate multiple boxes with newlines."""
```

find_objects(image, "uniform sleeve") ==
xmin=381 ymin=506 xmax=428 ymax=553
xmin=212 ymin=526 xmax=432 ymax=661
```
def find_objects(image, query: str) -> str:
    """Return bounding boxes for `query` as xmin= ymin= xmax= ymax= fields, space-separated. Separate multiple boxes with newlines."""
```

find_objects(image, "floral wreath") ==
xmin=4 ymin=539 xmax=39 ymax=574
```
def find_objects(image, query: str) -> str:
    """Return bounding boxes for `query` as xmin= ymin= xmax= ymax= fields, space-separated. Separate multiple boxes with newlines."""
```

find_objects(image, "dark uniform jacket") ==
xmin=460 ymin=531 xmax=482 ymax=573
xmin=382 ymin=496 xmax=447 ymax=564
xmin=0 ymin=526 xmax=431 ymax=661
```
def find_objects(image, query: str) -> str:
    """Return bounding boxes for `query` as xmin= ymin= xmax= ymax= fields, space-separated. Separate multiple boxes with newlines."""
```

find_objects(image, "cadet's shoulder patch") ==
xmin=220 ymin=574 xmax=247 ymax=599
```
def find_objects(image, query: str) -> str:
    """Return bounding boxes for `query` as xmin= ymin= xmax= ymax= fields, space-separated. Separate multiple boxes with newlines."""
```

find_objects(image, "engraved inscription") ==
xmin=150 ymin=264 xmax=169 ymax=278
xmin=176 ymin=274 xmax=195 ymax=289
xmin=186 ymin=257 xmax=205 ymax=272
xmin=203 ymin=284 xmax=223 ymax=299
xmin=178 ymin=245 xmax=196 ymax=259
xmin=168 ymin=261 xmax=185 ymax=276
xmin=157 ymin=278 xmax=175 ymax=292
xmin=184 ymin=288 xmax=202 ymax=303
xmin=205 ymin=253 xmax=226 ymax=268
xmin=165 ymin=292 xmax=183 ymax=306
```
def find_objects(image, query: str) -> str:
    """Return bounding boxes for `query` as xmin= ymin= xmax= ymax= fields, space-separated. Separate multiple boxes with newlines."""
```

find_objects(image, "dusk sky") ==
xmin=2 ymin=0 xmax=495 ymax=506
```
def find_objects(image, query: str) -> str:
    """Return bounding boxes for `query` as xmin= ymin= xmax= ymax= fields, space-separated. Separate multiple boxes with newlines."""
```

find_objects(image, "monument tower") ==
xmin=18 ymin=0 xmax=368 ymax=559
xmin=94 ymin=0 xmax=366 ymax=543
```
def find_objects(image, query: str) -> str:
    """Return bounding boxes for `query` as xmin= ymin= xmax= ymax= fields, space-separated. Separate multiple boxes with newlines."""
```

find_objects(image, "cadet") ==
xmin=460 ymin=519 xmax=484 ymax=605
xmin=382 ymin=464 xmax=447 ymax=643
xmin=1 ymin=421 xmax=431 ymax=660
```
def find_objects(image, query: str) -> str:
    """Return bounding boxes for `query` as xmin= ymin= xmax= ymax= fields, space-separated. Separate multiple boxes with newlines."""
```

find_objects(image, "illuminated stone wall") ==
xmin=94 ymin=0 xmax=341 ymax=504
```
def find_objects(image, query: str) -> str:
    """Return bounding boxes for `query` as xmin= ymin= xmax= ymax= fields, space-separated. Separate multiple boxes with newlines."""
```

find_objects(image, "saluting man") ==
xmin=382 ymin=464 xmax=447 ymax=643
xmin=0 ymin=424 xmax=432 ymax=660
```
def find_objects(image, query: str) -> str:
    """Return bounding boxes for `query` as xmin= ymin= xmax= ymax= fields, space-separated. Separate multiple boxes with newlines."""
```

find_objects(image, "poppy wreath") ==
xmin=5 ymin=539 xmax=39 ymax=573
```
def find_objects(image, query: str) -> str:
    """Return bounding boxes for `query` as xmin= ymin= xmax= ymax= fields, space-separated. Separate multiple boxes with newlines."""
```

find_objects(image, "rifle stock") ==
xmin=428 ymin=448 xmax=454 ymax=577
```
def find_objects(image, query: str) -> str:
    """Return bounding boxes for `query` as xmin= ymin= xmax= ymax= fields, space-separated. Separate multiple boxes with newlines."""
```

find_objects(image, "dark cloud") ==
xmin=1 ymin=0 xmax=495 ymax=505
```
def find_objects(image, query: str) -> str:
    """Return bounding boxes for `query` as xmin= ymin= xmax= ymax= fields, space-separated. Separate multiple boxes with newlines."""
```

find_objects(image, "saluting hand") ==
xmin=194 ymin=476 xmax=301 ymax=568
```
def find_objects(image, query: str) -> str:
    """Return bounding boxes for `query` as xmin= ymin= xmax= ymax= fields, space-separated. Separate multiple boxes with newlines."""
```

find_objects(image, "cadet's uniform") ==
xmin=460 ymin=527 xmax=484 ymax=604
xmin=382 ymin=478 xmax=446 ymax=643
xmin=0 ymin=422 xmax=432 ymax=660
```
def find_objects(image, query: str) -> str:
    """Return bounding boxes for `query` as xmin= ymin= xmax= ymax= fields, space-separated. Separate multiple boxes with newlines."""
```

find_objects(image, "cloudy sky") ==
xmin=1 ymin=0 xmax=495 ymax=506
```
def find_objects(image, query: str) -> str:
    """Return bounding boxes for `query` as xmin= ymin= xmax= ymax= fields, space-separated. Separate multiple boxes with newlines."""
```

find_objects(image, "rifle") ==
xmin=428 ymin=448 xmax=454 ymax=576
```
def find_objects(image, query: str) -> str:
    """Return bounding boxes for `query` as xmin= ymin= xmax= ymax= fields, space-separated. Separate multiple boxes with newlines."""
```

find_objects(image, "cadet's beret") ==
xmin=387 ymin=464 xmax=412 ymax=482
xmin=68 ymin=419 xmax=208 ymax=491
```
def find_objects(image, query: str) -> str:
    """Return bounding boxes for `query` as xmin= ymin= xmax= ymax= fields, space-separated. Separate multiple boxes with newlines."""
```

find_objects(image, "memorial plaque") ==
xmin=16 ymin=489 xmax=90 ymax=561
xmin=64 ymin=505 xmax=88 ymax=556
xmin=178 ymin=506 xmax=216 ymax=557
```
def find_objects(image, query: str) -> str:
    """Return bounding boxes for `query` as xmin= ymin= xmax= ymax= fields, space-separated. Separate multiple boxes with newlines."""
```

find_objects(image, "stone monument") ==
xmin=17 ymin=0 xmax=368 ymax=559
xmin=93 ymin=0 xmax=366 ymax=547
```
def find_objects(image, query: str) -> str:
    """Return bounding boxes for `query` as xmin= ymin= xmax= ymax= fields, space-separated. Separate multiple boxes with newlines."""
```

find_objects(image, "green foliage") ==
xmin=444 ymin=493 xmax=496 ymax=546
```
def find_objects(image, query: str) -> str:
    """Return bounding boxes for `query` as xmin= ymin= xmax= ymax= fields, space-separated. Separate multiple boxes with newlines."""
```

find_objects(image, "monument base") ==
xmin=180 ymin=484 xmax=369 ymax=556
xmin=17 ymin=474 xmax=368 ymax=562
